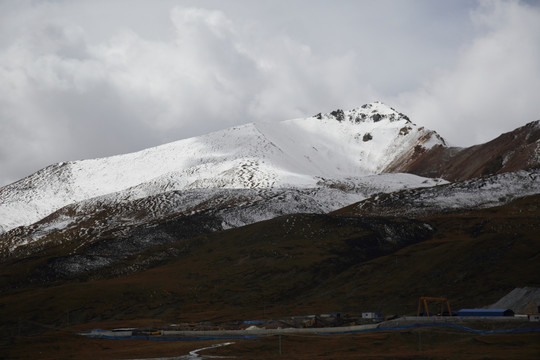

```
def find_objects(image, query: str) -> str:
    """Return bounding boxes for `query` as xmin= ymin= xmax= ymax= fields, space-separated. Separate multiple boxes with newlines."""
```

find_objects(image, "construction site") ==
xmin=79 ymin=291 xmax=540 ymax=340
xmin=5 ymin=289 xmax=540 ymax=359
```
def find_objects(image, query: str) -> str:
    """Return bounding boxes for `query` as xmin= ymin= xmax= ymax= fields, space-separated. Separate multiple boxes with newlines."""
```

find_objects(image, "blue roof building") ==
xmin=455 ymin=309 xmax=514 ymax=317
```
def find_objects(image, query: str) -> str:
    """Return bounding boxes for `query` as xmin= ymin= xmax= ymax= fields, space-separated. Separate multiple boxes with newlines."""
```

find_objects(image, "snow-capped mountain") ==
xmin=2 ymin=101 xmax=540 ymax=268
xmin=2 ymin=100 xmax=540 ymax=287
xmin=0 ymin=102 xmax=444 ymax=235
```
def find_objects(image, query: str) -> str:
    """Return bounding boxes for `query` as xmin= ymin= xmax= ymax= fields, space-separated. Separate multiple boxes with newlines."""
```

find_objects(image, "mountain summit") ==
xmin=314 ymin=101 xmax=412 ymax=124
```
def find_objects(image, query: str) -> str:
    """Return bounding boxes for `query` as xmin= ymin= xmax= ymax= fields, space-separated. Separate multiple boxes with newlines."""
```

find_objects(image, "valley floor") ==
xmin=3 ymin=318 xmax=539 ymax=359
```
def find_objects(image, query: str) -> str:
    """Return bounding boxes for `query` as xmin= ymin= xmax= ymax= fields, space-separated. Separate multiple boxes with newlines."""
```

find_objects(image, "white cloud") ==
xmin=394 ymin=0 xmax=540 ymax=146
xmin=1 ymin=3 xmax=375 ymax=185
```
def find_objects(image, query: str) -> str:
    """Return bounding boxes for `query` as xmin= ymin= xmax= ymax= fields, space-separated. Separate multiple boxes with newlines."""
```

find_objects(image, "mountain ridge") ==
xmin=388 ymin=119 xmax=540 ymax=180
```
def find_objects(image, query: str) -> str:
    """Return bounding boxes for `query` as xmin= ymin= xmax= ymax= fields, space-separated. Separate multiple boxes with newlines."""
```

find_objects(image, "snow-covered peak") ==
xmin=0 ymin=103 xmax=445 ymax=233
xmin=313 ymin=101 xmax=410 ymax=124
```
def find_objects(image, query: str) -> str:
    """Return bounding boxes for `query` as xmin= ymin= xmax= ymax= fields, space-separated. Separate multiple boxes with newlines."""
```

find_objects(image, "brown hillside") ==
xmin=386 ymin=120 xmax=540 ymax=181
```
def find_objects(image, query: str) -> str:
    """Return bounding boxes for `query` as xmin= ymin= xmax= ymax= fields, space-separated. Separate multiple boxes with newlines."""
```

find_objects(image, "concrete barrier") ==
xmin=162 ymin=323 xmax=379 ymax=337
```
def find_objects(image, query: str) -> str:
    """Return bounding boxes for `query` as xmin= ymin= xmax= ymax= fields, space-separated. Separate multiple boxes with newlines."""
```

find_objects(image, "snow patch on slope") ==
xmin=353 ymin=169 xmax=540 ymax=217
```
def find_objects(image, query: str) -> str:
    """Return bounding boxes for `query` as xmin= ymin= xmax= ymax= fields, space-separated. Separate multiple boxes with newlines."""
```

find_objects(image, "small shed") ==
xmin=362 ymin=312 xmax=382 ymax=320
xmin=455 ymin=309 xmax=514 ymax=317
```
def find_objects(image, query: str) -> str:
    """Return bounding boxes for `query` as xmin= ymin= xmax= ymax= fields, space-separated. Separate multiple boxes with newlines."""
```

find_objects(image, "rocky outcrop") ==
xmin=318 ymin=101 xmax=412 ymax=124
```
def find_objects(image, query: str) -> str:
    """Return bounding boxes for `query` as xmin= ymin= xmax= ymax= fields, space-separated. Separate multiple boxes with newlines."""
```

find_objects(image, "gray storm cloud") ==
xmin=0 ymin=0 xmax=539 ymax=186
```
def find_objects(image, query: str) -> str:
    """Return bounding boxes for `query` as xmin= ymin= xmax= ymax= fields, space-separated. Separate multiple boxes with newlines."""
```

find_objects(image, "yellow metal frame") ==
xmin=417 ymin=296 xmax=452 ymax=316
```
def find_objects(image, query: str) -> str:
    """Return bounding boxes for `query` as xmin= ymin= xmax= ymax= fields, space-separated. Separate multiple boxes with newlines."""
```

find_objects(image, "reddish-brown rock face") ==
xmin=385 ymin=120 xmax=540 ymax=181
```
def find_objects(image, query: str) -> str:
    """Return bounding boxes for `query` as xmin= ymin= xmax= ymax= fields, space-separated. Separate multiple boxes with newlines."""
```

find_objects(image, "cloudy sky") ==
xmin=1 ymin=0 xmax=539 ymax=187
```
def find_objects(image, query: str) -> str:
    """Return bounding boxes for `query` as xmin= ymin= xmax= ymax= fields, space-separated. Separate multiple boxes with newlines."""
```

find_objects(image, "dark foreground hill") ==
xmin=1 ymin=194 xmax=538 ymax=331
xmin=1 ymin=194 xmax=539 ymax=359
